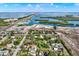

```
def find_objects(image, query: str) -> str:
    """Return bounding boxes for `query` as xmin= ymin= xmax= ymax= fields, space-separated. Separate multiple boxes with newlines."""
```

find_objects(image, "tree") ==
xmin=65 ymin=15 xmax=73 ymax=17
xmin=14 ymin=41 xmax=19 ymax=45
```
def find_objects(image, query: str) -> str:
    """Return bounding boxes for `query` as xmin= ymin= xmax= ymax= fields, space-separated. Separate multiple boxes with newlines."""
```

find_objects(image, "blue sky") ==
xmin=0 ymin=3 xmax=79 ymax=12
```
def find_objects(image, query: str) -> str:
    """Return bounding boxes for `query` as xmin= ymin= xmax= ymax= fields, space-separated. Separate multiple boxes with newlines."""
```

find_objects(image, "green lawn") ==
xmin=0 ymin=20 xmax=10 ymax=26
xmin=38 ymin=20 xmax=68 ymax=24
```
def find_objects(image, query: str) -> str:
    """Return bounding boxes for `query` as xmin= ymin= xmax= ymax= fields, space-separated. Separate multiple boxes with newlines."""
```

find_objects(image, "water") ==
xmin=27 ymin=14 xmax=79 ymax=27
xmin=0 ymin=12 xmax=79 ymax=18
xmin=0 ymin=12 xmax=79 ymax=27
xmin=27 ymin=15 xmax=61 ymax=26
xmin=68 ymin=20 xmax=79 ymax=25
xmin=0 ymin=12 xmax=31 ymax=18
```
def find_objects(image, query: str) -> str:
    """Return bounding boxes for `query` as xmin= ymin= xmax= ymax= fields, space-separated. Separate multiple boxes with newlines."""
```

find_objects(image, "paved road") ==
xmin=57 ymin=32 xmax=79 ymax=55
xmin=12 ymin=31 xmax=28 ymax=56
xmin=61 ymin=33 xmax=79 ymax=51
xmin=12 ymin=24 xmax=37 ymax=56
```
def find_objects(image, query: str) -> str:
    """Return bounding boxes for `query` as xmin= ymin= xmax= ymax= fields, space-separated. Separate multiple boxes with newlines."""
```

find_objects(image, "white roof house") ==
xmin=0 ymin=48 xmax=9 ymax=56
xmin=52 ymin=43 xmax=63 ymax=51
xmin=6 ymin=44 xmax=12 ymax=49
xmin=29 ymin=45 xmax=37 ymax=56
xmin=29 ymin=45 xmax=37 ymax=52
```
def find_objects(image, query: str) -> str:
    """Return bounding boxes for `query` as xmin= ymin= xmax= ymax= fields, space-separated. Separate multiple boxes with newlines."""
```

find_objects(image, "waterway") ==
xmin=27 ymin=15 xmax=79 ymax=27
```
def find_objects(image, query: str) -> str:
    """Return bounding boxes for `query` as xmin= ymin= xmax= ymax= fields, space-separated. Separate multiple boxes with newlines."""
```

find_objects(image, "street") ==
xmin=57 ymin=32 xmax=79 ymax=55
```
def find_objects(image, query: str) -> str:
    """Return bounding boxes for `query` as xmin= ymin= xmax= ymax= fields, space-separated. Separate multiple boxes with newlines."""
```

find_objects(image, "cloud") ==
xmin=24 ymin=4 xmax=44 ymax=12
xmin=27 ymin=4 xmax=32 ymax=7
xmin=50 ymin=3 xmax=54 ymax=6
xmin=55 ymin=5 xmax=58 ymax=8
xmin=26 ymin=4 xmax=33 ymax=9
xmin=4 ymin=4 xmax=8 ymax=7
xmin=34 ymin=4 xmax=43 ymax=11
xmin=75 ymin=3 xmax=79 ymax=6
xmin=14 ymin=4 xmax=21 ymax=6
xmin=63 ymin=6 xmax=66 ymax=8
xmin=23 ymin=4 xmax=33 ymax=12
xmin=0 ymin=3 xmax=78 ymax=12
xmin=36 ymin=4 xmax=40 ymax=8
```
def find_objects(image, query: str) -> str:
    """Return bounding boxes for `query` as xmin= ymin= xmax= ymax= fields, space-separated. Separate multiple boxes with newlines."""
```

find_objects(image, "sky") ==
xmin=0 ymin=3 xmax=79 ymax=12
